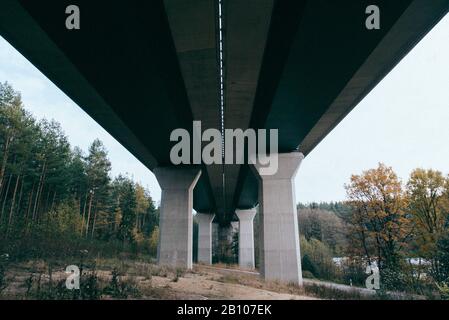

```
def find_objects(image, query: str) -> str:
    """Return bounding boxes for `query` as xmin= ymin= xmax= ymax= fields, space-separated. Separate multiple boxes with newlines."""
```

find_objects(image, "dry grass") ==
xmin=0 ymin=260 xmax=381 ymax=300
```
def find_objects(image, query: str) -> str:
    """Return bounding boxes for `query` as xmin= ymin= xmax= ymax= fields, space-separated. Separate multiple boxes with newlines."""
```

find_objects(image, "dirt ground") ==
xmin=1 ymin=260 xmax=316 ymax=300
xmin=153 ymin=265 xmax=315 ymax=300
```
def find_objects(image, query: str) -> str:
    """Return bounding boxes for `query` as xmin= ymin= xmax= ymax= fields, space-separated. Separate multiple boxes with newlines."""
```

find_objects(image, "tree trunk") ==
xmin=85 ymin=192 xmax=94 ymax=237
xmin=50 ymin=190 xmax=57 ymax=212
xmin=44 ymin=187 xmax=51 ymax=213
xmin=91 ymin=201 xmax=99 ymax=239
xmin=32 ymin=160 xmax=46 ymax=221
xmin=142 ymin=213 xmax=146 ymax=232
xmin=7 ymin=173 xmax=21 ymax=231
xmin=17 ymin=176 xmax=24 ymax=217
xmin=25 ymin=182 xmax=35 ymax=223
xmin=81 ymin=193 xmax=88 ymax=235
xmin=0 ymin=136 xmax=11 ymax=192
xmin=36 ymin=170 xmax=47 ymax=220
xmin=0 ymin=174 xmax=12 ymax=222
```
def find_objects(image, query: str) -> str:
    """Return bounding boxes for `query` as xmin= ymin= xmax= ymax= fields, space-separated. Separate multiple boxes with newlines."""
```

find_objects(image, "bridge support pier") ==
xmin=235 ymin=208 xmax=256 ymax=269
xmin=196 ymin=213 xmax=215 ymax=264
xmin=252 ymin=152 xmax=304 ymax=285
xmin=154 ymin=167 xmax=201 ymax=270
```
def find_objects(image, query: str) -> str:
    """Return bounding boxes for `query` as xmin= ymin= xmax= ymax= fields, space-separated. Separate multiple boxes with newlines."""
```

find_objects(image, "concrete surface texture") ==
xmin=154 ymin=167 xmax=201 ymax=269
xmin=252 ymin=152 xmax=304 ymax=285
xmin=235 ymin=208 xmax=257 ymax=269
xmin=196 ymin=213 xmax=215 ymax=264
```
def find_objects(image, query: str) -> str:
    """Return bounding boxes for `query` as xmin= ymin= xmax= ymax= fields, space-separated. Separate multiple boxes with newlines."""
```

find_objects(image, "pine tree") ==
xmin=84 ymin=139 xmax=111 ymax=238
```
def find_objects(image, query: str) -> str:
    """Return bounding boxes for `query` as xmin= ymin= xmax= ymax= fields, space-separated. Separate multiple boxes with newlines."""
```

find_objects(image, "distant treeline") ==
xmin=297 ymin=201 xmax=352 ymax=220
xmin=0 ymin=82 xmax=159 ymax=259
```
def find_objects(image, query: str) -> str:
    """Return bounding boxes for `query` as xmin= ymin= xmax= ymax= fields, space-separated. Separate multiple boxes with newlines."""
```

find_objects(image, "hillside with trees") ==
xmin=0 ymin=82 xmax=160 ymax=261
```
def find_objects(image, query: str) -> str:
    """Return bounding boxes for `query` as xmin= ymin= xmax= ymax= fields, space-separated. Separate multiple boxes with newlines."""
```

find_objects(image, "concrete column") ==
xmin=235 ymin=209 xmax=256 ymax=269
xmin=196 ymin=213 xmax=215 ymax=264
xmin=251 ymin=152 xmax=304 ymax=285
xmin=154 ymin=167 xmax=201 ymax=269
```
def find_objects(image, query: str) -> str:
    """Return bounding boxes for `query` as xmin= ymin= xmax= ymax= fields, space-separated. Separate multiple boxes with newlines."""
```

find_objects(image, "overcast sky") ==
xmin=0 ymin=13 xmax=448 ymax=206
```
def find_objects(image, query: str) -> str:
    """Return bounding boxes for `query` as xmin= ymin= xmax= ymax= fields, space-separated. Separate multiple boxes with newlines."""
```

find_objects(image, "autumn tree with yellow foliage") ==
xmin=345 ymin=163 xmax=449 ymax=293
xmin=345 ymin=163 xmax=413 ymax=289
xmin=407 ymin=168 xmax=449 ymax=283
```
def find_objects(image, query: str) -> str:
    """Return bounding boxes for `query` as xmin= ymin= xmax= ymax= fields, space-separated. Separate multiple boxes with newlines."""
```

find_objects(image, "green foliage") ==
xmin=304 ymin=283 xmax=365 ymax=300
xmin=172 ymin=268 xmax=186 ymax=283
xmin=45 ymin=201 xmax=83 ymax=236
xmin=301 ymin=254 xmax=317 ymax=277
xmin=300 ymin=236 xmax=337 ymax=281
xmin=25 ymin=268 xmax=102 ymax=300
xmin=212 ymin=226 xmax=238 ymax=265
xmin=298 ymin=202 xmax=352 ymax=221
xmin=337 ymin=258 xmax=366 ymax=287
xmin=148 ymin=227 xmax=159 ymax=256
xmin=0 ymin=82 xmax=160 ymax=265
xmin=116 ymin=176 xmax=137 ymax=243
xmin=298 ymin=207 xmax=347 ymax=254
xmin=301 ymin=270 xmax=315 ymax=279
xmin=0 ymin=254 xmax=9 ymax=294
xmin=103 ymin=268 xmax=140 ymax=299
xmin=437 ymin=282 xmax=449 ymax=300
xmin=231 ymin=231 xmax=239 ymax=263
xmin=435 ymin=233 xmax=449 ymax=286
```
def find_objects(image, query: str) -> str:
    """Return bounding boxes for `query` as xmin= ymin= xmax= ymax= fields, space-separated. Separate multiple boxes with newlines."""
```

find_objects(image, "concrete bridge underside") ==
xmin=1 ymin=0 xmax=447 ymax=284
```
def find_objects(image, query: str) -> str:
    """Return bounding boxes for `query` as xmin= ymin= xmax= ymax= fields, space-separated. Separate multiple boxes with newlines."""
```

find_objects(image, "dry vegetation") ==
xmin=1 ymin=260 xmax=317 ymax=300
xmin=0 ymin=260 xmax=424 ymax=300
